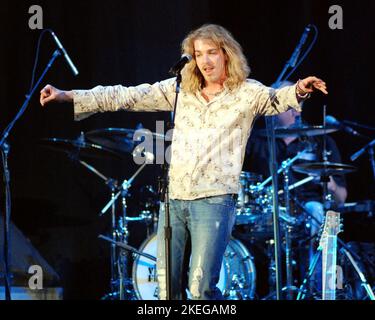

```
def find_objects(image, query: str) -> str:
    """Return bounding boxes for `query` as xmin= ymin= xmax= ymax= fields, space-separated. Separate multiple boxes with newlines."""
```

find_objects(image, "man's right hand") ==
xmin=40 ymin=84 xmax=73 ymax=106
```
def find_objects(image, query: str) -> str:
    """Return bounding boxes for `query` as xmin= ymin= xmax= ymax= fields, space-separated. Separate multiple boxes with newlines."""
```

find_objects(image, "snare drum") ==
xmin=132 ymin=234 xmax=256 ymax=300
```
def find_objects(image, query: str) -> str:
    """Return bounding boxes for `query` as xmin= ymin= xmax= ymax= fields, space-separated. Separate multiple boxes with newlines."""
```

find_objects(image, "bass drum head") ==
xmin=221 ymin=238 xmax=256 ymax=300
xmin=132 ymin=234 xmax=256 ymax=300
xmin=132 ymin=233 xmax=159 ymax=300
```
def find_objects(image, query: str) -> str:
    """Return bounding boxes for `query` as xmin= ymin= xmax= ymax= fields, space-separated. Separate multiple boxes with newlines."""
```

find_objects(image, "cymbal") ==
xmin=85 ymin=128 xmax=165 ymax=154
xmin=39 ymin=137 xmax=122 ymax=160
xmin=255 ymin=125 xmax=339 ymax=138
xmin=292 ymin=161 xmax=357 ymax=176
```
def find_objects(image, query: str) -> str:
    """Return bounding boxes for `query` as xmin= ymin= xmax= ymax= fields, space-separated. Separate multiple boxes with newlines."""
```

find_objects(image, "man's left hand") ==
xmin=299 ymin=76 xmax=328 ymax=95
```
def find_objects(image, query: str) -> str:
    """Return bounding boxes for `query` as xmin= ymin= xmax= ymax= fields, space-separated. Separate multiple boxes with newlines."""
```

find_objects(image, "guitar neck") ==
xmin=322 ymin=235 xmax=338 ymax=300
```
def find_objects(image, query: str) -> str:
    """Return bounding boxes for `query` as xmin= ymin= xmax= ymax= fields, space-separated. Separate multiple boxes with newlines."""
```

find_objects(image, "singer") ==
xmin=40 ymin=24 xmax=327 ymax=300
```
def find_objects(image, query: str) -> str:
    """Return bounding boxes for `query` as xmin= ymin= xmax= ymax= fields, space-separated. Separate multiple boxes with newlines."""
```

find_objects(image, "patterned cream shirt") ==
xmin=73 ymin=78 xmax=301 ymax=200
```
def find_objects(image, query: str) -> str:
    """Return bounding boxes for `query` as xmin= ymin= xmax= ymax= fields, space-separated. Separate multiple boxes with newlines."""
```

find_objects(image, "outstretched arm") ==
xmin=253 ymin=76 xmax=328 ymax=116
xmin=39 ymin=79 xmax=176 ymax=121
xmin=40 ymin=85 xmax=73 ymax=106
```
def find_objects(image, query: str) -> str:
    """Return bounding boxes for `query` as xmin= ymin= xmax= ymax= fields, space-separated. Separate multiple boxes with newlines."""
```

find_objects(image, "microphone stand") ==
xmin=321 ymin=106 xmax=332 ymax=210
xmin=266 ymin=25 xmax=313 ymax=300
xmin=266 ymin=53 xmax=297 ymax=301
xmin=0 ymin=49 xmax=61 ymax=300
xmin=158 ymin=73 xmax=182 ymax=300
xmin=265 ymin=114 xmax=283 ymax=300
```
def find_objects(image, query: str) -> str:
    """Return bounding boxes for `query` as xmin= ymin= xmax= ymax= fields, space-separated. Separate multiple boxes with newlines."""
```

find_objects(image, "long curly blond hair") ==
xmin=181 ymin=24 xmax=250 ymax=93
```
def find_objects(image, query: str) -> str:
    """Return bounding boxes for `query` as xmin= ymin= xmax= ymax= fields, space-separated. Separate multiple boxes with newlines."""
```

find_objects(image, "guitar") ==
xmin=319 ymin=210 xmax=342 ymax=300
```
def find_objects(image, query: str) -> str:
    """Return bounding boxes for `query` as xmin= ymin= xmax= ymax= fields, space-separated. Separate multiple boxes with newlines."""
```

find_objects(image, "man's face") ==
xmin=276 ymin=109 xmax=301 ymax=128
xmin=193 ymin=38 xmax=227 ymax=85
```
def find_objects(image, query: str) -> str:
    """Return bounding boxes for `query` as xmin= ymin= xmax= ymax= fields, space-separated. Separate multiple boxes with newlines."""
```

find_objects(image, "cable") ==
xmin=1 ymin=29 xmax=56 ymax=142
xmin=28 ymin=29 xmax=51 ymax=94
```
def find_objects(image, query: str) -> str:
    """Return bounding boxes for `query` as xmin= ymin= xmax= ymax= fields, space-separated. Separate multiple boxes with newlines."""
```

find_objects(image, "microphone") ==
xmin=289 ymin=25 xmax=311 ymax=68
xmin=49 ymin=30 xmax=79 ymax=76
xmin=169 ymin=54 xmax=192 ymax=76
xmin=325 ymin=115 xmax=363 ymax=138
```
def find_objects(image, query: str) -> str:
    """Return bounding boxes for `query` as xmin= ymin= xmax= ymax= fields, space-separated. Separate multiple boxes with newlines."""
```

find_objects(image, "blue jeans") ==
xmin=156 ymin=194 xmax=237 ymax=300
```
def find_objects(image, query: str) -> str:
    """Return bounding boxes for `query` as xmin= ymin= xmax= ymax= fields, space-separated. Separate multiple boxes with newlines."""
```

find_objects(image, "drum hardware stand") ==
xmin=296 ymin=246 xmax=322 ymax=300
xmin=98 ymin=235 xmax=156 ymax=262
xmin=263 ymin=156 xmax=304 ymax=300
xmin=99 ymin=234 xmax=158 ymax=301
xmin=226 ymin=275 xmax=247 ymax=300
xmin=281 ymin=160 xmax=294 ymax=300
xmin=140 ymin=185 xmax=159 ymax=237
xmin=351 ymin=139 xmax=375 ymax=182
xmin=99 ymin=152 xmax=154 ymax=300
xmin=64 ymin=134 xmax=126 ymax=299
xmin=0 ymin=49 xmax=63 ymax=300
xmin=257 ymin=151 xmax=309 ymax=300
xmin=321 ymin=106 xmax=332 ymax=212
xmin=254 ymin=150 xmax=309 ymax=192
xmin=339 ymin=245 xmax=375 ymax=300
xmin=297 ymin=236 xmax=375 ymax=300
xmin=262 ymin=239 xmax=276 ymax=300
xmin=69 ymin=141 xmax=153 ymax=300
xmin=278 ymin=176 xmax=314 ymax=195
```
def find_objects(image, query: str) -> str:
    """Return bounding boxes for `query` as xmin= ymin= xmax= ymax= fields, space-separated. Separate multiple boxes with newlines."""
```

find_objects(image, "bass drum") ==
xmin=132 ymin=234 xmax=256 ymax=300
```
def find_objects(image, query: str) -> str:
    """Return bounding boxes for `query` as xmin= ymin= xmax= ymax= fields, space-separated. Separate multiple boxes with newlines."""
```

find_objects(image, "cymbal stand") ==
xmin=100 ymin=154 xmax=153 ymax=299
xmin=281 ymin=160 xmax=294 ymax=299
xmin=259 ymin=152 xmax=308 ymax=300
xmin=277 ymin=156 xmax=304 ymax=299
xmin=70 ymin=146 xmax=151 ymax=300
xmin=339 ymin=241 xmax=375 ymax=300
xmin=296 ymin=246 xmax=322 ymax=300
xmin=351 ymin=139 xmax=375 ymax=183
xmin=263 ymin=156 xmax=302 ymax=300
xmin=321 ymin=106 xmax=333 ymax=210
xmin=66 ymin=136 xmax=124 ymax=299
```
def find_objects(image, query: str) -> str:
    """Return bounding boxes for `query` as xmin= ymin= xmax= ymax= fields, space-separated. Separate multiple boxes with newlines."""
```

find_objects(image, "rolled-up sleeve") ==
xmin=72 ymin=78 xmax=176 ymax=121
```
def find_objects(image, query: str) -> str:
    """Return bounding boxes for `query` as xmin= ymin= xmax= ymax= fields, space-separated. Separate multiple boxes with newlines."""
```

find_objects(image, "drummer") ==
xmin=244 ymin=80 xmax=347 ymax=219
xmin=243 ymin=81 xmax=347 ymax=291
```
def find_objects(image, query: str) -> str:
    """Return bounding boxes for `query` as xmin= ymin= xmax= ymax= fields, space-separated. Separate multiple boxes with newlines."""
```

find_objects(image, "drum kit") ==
xmin=39 ymin=123 xmax=375 ymax=300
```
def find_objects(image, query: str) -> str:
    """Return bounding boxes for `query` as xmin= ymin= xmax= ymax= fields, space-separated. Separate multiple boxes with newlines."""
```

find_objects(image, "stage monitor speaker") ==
xmin=1 ymin=215 xmax=62 ymax=299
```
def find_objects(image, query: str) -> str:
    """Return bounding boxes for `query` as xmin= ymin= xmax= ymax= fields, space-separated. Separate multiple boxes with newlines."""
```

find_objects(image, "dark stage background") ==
xmin=1 ymin=0 xmax=374 ymax=299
